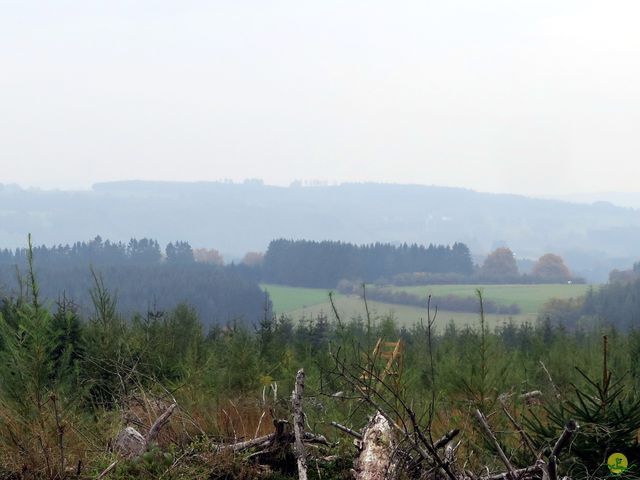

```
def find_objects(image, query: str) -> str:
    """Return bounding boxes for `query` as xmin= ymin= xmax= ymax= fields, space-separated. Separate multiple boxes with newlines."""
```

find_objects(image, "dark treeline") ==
xmin=0 ymin=236 xmax=268 ymax=325
xmin=541 ymin=273 xmax=640 ymax=331
xmin=0 ymin=236 xmax=196 ymax=267
xmin=581 ymin=278 xmax=640 ymax=329
xmin=262 ymin=239 xmax=474 ymax=287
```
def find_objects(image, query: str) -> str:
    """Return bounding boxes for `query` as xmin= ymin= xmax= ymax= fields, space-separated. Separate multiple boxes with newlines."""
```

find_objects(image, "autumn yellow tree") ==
xmin=241 ymin=251 xmax=264 ymax=267
xmin=532 ymin=253 xmax=571 ymax=281
xmin=193 ymin=248 xmax=224 ymax=266
xmin=481 ymin=247 xmax=518 ymax=278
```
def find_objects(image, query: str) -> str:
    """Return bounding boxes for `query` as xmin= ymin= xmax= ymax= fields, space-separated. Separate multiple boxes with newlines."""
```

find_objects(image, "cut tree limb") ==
xmin=292 ymin=368 xmax=308 ymax=480
xmin=548 ymin=420 xmax=578 ymax=480
xmin=331 ymin=421 xmax=363 ymax=440
xmin=481 ymin=462 xmax=544 ymax=480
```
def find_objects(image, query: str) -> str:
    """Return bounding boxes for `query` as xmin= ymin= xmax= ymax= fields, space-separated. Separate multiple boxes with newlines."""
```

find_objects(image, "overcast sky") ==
xmin=1 ymin=1 xmax=639 ymax=195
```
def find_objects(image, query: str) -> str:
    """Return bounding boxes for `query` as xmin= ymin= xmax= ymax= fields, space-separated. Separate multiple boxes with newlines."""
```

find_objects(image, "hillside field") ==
xmin=261 ymin=283 xmax=594 ymax=329
xmin=384 ymin=283 xmax=593 ymax=314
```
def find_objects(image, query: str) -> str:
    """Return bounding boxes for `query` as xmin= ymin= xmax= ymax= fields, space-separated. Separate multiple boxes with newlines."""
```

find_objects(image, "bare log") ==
xmin=292 ymin=368 xmax=308 ymax=480
xmin=354 ymin=412 xmax=397 ymax=480
xmin=475 ymin=409 xmax=516 ymax=480
xmin=481 ymin=462 xmax=544 ymax=480
xmin=215 ymin=421 xmax=326 ymax=455
xmin=218 ymin=433 xmax=276 ymax=452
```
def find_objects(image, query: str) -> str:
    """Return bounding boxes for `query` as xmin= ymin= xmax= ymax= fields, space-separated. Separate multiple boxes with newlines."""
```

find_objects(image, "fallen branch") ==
xmin=520 ymin=390 xmax=542 ymax=405
xmin=96 ymin=460 xmax=118 ymax=480
xmin=540 ymin=362 xmax=561 ymax=399
xmin=217 ymin=429 xmax=328 ymax=454
xmin=331 ymin=421 xmax=363 ymax=440
xmin=498 ymin=396 xmax=537 ymax=458
xmin=548 ymin=420 xmax=578 ymax=480
xmin=481 ymin=462 xmax=544 ymax=480
xmin=434 ymin=429 xmax=460 ymax=450
xmin=219 ymin=433 xmax=275 ymax=453
xmin=475 ymin=410 xmax=516 ymax=480
xmin=303 ymin=432 xmax=329 ymax=445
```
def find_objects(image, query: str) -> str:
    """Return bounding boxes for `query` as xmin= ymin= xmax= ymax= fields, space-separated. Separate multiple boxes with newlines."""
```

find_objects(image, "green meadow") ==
xmin=261 ymin=283 xmax=594 ymax=329
xmin=289 ymin=296 xmax=535 ymax=330
xmin=260 ymin=283 xmax=336 ymax=312
xmin=383 ymin=283 xmax=593 ymax=314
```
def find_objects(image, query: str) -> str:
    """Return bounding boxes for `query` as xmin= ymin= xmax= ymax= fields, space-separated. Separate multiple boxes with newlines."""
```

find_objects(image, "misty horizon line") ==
xmin=3 ymin=178 xmax=639 ymax=202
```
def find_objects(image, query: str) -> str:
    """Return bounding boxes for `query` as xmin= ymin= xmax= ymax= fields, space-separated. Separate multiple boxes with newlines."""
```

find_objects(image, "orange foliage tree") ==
xmin=532 ymin=253 xmax=571 ymax=281
xmin=481 ymin=247 xmax=519 ymax=278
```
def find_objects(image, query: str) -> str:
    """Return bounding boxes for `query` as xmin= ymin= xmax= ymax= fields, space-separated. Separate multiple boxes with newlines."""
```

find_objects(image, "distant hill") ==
xmin=547 ymin=192 xmax=640 ymax=209
xmin=1 ymin=181 xmax=639 ymax=282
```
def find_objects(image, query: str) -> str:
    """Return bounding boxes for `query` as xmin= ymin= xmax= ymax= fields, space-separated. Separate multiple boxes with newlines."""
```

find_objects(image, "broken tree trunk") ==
xmin=354 ymin=412 xmax=398 ymax=480
xmin=114 ymin=402 xmax=177 ymax=457
xmin=292 ymin=368 xmax=308 ymax=480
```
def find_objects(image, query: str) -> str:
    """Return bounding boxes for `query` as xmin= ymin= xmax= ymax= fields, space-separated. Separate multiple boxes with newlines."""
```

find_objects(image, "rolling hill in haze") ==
xmin=1 ymin=181 xmax=639 ymax=282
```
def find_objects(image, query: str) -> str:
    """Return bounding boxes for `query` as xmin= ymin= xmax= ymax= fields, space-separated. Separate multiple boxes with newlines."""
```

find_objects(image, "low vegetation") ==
xmin=0 ymin=241 xmax=638 ymax=479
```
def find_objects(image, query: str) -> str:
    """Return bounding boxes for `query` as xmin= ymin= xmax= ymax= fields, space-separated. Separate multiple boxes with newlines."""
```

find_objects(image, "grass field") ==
xmin=262 ymin=282 xmax=594 ymax=329
xmin=286 ymin=296 xmax=536 ymax=330
xmin=384 ymin=283 xmax=593 ymax=314
xmin=260 ymin=283 xmax=336 ymax=312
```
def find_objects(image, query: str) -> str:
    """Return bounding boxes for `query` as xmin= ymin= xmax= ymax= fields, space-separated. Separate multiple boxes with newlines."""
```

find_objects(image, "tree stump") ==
xmin=114 ymin=426 xmax=146 ymax=458
xmin=354 ymin=412 xmax=398 ymax=480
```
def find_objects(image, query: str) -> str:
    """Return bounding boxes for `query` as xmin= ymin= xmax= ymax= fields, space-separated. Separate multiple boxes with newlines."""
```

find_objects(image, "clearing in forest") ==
xmin=262 ymin=283 xmax=593 ymax=328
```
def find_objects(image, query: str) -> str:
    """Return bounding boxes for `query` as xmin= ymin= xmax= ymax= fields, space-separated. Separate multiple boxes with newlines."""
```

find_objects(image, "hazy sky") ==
xmin=1 ymin=1 xmax=639 ymax=195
